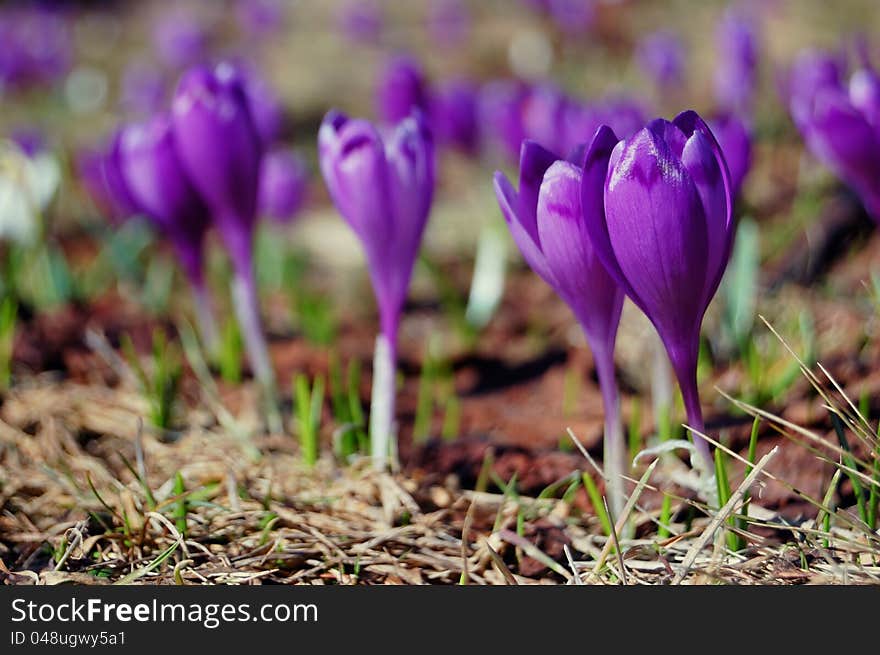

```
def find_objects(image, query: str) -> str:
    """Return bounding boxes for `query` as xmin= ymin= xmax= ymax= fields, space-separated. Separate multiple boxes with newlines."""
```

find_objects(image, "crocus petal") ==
xmin=604 ymin=126 xmax=709 ymax=342
xmin=537 ymin=160 xmax=623 ymax=344
xmin=494 ymin=170 xmax=554 ymax=285
xmin=673 ymin=110 xmax=735 ymax=307
xmin=849 ymin=68 xmax=880 ymax=129
xmin=171 ymin=63 xmax=262 ymax=226
xmin=384 ymin=113 xmax=435 ymax=306
xmin=328 ymin=118 xmax=393 ymax=256
xmin=517 ymin=139 xmax=559 ymax=241
xmin=646 ymin=118 xmax=687 ymax=158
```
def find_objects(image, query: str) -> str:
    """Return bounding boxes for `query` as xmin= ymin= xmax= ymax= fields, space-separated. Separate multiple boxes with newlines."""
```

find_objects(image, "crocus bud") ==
xmin=236 ymin=0 xmax=285 ymax=38
xmin=118 ymin=114 xmax=218 ymax=351
xmin=376 ymin=55 xmax=430 ymax=126
xmin=785 ymin=50 xmax=845 ymax=130
xmin=714 ymin=9 xmax=759 ymax=115
xmin=477 ymin=79 xmax=529 ymax=163
xmin=429 ymin=78 xmax=479 ymax=154
xmin=172 ymin=62 xmax=277 ymax=415
xmin=709 ymin=112 xmax=752 ymax=198
xmin=522 ymin=85 xmax=571 ymax=156
xmin=337 ymin=0 xmax=384 ymax=45
xmin=259 ymin=148 xmax=309 ymax=224
xmin=228 ymin=61 xmax=285 ymax=147
xmin=171 ymin=62 xmax=262 ymax=260
xmin=637 ymin=30 xmax=686 ymax=91
xmin=585 ymin=111 xmax=734 ymax=468
xmin=118 ymin=114 xmax=210 ymax=285
xmin=427 ymin=0 xmax=469 ymax=48
xmin=319 ymin=110 xmax=434 ymax=468
xmin=120 ymin=61 xmax=167 ymax=116
xmin=494 ymin=129 xmax=627 ymax=514
xmin=79 ymin=132 xmax=140 ymax=223
xmin=791 ymin=55 xmax=880 ymax=221
xmin=153 ymin=8 xmax=209 ymax=69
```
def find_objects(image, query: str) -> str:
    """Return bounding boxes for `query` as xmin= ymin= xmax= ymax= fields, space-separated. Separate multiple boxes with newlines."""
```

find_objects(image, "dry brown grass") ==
xmin=1 ymin=369 xmax=879 ymax=586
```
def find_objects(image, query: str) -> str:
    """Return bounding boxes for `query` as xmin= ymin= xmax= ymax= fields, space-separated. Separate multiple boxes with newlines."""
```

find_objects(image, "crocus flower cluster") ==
xmin=82 ymin=63 xmax=287 ymax=430
xmin=787 ymin=48 xmax=880 ymax=222
xmin=319 ymin=111 xmax=435 ymax=469
xmin=0 ymin=6 xmax=71 ymax=91
xmin=497 ymin=110 xmax=733 ymax=491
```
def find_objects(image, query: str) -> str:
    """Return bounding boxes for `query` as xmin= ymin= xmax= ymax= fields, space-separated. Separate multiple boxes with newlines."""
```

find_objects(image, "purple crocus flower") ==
xmin=784 ymin=49 xmax=845 ymax=130
xmin=637 ymin=30 xmax=686 ymax=92
xmin=547 ymin=0 xmax=595 ymax=36
xmin=337 ymin=0 xmax=384 ymax=45
xmin=714 ymin=9 xmax=759 ymax=115
xmin=584 ymin=111 xmax=734 ymax=468
xmin=319 ymin=110 xmax=435 ymax=468
xmin=429 ymin=78 xmax=479 ymax=154
xmin=236 ymin=0 xmax=286 ymax=38
xmin=789 ymin=51 xmax=880 ymax=221
xmin=118 ymin=114 xmax=218 ymax=351
xmin=427 ymin=0 xmax=470 ymax=48
xmin=259 ymin=148 xmax=309 ymax=224
xmin=477 ymin=79 xmax=530 ymax=163
xmin=229 ymin=61 xmax=285 ymax=147
xmin=376 ymin=55 xmax=430 ymax=126
xmin=709 ymin=112 xmax=752 ymax=199
xmin=564 ymin=97 xmax=646 ymax=154
xmin=521 ymin=84 xmax=572 ymax=156
xmin=171 ymin=62 xmax=278 ymax=419
xmin=77 ymin=132 xmax=141 ymax=224
xmin=153 ymin=8 xmax=210 ymax=69
xmin=120 ymin=61 xmax=168 ymax=116
xmin=494 ymin=131 xmax=627 ymax=512
xmin=0 ymin=6 xmax=71 ymax=89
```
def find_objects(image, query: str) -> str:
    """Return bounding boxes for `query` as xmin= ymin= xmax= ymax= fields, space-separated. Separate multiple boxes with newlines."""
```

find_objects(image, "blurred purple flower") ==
xmin=584 ymin=111 xmax=734 ymax=468
xmin=521 ymin=84 xmax=572 ymax=156
xmin=784 ymin=49 xmax=846 ymax=130
xmin=565 ymin=97 xmax=646 ymax=154
xmin=259 ymin=148 xmax=309 ymax=224
xmin=337 ymin=0 xmax=384 ymax=45
xmin=228 ymin=60 xmax=285 ymax=147
xmin=236 ymin=0 xmax=286 ymax=38
xmin=427 ymin=0 xmax=470 ymax=48
xmin=637 ymin=30 xmax=686 ymax=91
xmin=172 ymin=62 xmax=275 ymax=395
xmin=547 ymin=0 xmax=595 ymax=36
xmin=0 ymin=6 xmax=72 ymax=89
xmin=791 ymin=53 xmax=880 ymax=221
xmin=477 ymin=79 xmax=530 ymax=163
xmin=714 ymin=9 xmax=759 ymax=115
xmin=709 ymin=112 xmax=752 ymax=198
xmin=376 ymin=55 xmax=430 ymax=126
xmin=429 ymin=78 xmax=479 ymax=153
xmin=117 ymin=114 xmax=211 ymax=284
xmin=120 ymin=61 xmax=168 ymax=116
xmin=319 ymin=110 xmax=434 ymax=467
xmin=10 ymin=128 xmax=46 ymax=158
xmin=153 ymin=8 xmax=210 ymax=69
xmin=77 ymin=132 xmax=140 ymax=224
xmin=493 ymin=131 xmax=626 ymax=511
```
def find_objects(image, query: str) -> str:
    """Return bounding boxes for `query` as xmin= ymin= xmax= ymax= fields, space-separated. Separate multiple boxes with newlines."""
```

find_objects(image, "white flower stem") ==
xmin=190 ymin=280 xmax=219 ymax=358
xmin=369 ymin=332 xmax=397 ymax=471
xmin=231 ymin=270 xmax=282 ymax=434
xmin=592 ymin=343 xmax=626 ymax=521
